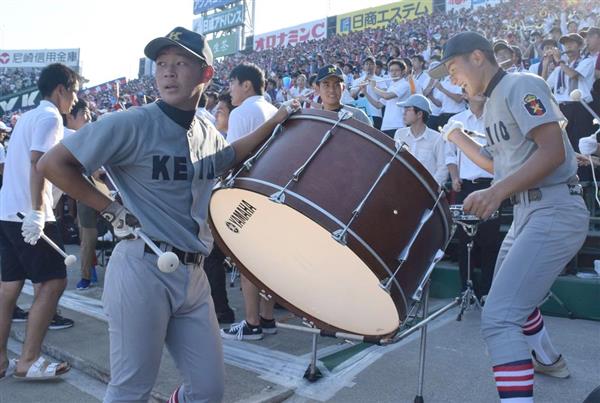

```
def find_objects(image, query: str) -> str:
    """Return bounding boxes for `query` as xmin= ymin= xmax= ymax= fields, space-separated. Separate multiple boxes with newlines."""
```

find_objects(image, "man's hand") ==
xmin=21 ymin=210 xmax=45 ymax=245
xmin=463 ymin=187 xmax=503 ymax=219
xmin=452 ymin=177 xmax=462 ymax=193
xmin=440 ymin=120 xmax=464 ymax=142
xmin=276 ymin=100 xmax=301 ymax=123
xmin=100 ymin=200 xmax=140 ymax=239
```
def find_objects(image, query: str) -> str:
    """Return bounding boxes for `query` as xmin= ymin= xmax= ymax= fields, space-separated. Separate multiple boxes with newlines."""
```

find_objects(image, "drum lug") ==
xmin=259 ymin=290 xmax=272 ymax=301
xmin=378 ymin=278 xmax=392 ymax=293
xmin=269 ymin=191 xmax=285 ymax=204
xmin=243 ymin=160 xmax=253 ymax=171
xmin=331 ymin=229 xmax=347 ymax=245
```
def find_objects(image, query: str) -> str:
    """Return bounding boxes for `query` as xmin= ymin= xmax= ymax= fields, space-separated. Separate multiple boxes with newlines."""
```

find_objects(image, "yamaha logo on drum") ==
xmin=226 ymin=200 xmax=257 ymax=233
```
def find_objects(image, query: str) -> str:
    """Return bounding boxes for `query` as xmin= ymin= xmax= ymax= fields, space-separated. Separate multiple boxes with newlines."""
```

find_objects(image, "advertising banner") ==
xmin=193 ymin=0 xmax=237 ymax=15
xmin=253 ymin=19 xmax=327 ymax=51
xmin=193 ymin=4 xmax=244 ymax=34
xmin=0 ymin=48 xmax=79 ymax=68
xmin=446 ymin=0 xmax=472 ymax=11
xmin=0 ymin=87 xmax=41 ymax=114
xmin=336 ymin=0 xmax=432 ymax=34
xmin=471 ymin=0 xmax=502 ymax=8
xmin=209 ymin=32 xmax=239 ymax=58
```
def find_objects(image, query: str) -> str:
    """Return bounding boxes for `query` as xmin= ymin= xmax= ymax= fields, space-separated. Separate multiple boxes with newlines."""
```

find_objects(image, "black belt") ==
xmin=144 ymin=242 xmax=204 ymax=265
xmin=462 ymin=178 xmax=492 ymax=185
xmin=509 ymin=184 xmax=583 ymax=205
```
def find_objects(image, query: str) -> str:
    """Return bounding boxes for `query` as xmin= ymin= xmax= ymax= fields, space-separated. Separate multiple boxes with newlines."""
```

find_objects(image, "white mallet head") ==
xmin=570 ymin=89 xmax=582 ymax=102
xmin=64 ymin=255 xmax=77 ymax=267
xmin=157 ymin=252 xmax=179 ymax=273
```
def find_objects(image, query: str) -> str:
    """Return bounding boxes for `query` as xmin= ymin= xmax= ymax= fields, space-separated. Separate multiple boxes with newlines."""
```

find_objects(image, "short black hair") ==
xmin=308 ymin=74 xmax=318 ymax=87
xmin=229 ymin=62 xmax=265 ymax=95
xmin=217 ymin=91 xmax=235 ymax=113
xmin=37 ymin=63 xmax=80 ymax=98
xmin=412 ymin=54 xmax=425 ymax=64
xmin=414 ymin=107 xmax=429 ymax=124
xmin=70 ymin=99 xmax=89 ymax=118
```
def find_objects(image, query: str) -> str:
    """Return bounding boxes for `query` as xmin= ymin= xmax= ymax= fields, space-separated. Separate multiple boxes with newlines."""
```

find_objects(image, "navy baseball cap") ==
xmin=316 ymin=65 xmax=344 ymax=83
xmin=397 ymin=94 xmax=432 ymax=115
xmin=581 ymin=27 xmax=600 ymax=38
xmin=144 ymin=27 xmax=213 ymax=66
xmin=429 ymin=32 xmax=493 ymax=79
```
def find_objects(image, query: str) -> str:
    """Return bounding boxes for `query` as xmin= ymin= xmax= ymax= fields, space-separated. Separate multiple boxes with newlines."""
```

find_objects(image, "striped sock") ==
xmin=168 ymin=384 xmax=183 ymax=403
xmin=522 ymin=308 xmax=559 ymax=364
xmin=493 ymin=359 xmax=534 ymax=402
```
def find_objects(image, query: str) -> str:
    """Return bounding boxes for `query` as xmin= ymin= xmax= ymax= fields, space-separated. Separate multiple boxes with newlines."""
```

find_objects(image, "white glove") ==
xmin=21 ymin=210 xmax=45 ymax=245
xmin=100 ymin=201 xmax=140 ymax=239
xmin=440 ymin=120 xmax=464 ymax=142
xmin=282 ymin=99 xmax=301 ymax=115
xmin=579 ymin=135 xmax=598 ymax=155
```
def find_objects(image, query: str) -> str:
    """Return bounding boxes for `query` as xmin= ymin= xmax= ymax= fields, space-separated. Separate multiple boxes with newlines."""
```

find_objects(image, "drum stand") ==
xmin=276 ymin=280 xmax=460 ymax=403
xmin=456 ymin=220 xmax=482 ymax=321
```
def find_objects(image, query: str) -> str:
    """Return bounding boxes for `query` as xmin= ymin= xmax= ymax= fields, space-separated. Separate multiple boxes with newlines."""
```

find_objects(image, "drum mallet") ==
xmin=17 ymin=212 xmax=77 ymax=267
xmin=570 ymin=89 xmax=600 ymax=125
xmin=133 ymin=228 xmax=180 ymax=273
xmin=99 ymin=170 xmax=179 ymax=273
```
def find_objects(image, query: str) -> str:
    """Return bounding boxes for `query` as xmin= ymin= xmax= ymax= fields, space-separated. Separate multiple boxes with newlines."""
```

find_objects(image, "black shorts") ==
xmin=0 ymin=220 xmax=67 ymax=283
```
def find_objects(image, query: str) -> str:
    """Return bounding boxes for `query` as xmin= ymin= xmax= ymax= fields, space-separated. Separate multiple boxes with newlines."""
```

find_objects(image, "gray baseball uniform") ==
xmin=62 ymin=102 xmax=235 ymax=402
xmin=479 ymin=70 xmax=589 ymax=366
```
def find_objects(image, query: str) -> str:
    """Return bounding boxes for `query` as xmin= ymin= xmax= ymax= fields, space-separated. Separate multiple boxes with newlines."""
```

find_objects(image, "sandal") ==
xmin=0 ymin=359 xmax=17 ymax=380
xmin=13 ymin=356 xmax=70 ymax=381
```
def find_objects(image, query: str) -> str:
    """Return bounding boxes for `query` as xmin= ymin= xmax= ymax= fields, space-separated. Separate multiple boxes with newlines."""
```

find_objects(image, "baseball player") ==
xmin=38 ymin=27 xmax=300 ymax=403
xmin=431 ymin=32 xmax=588 ymax=402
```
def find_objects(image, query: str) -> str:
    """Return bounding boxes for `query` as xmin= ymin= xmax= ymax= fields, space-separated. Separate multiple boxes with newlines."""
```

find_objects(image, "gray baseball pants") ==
xmin=102 ymin=238 xmax=224 ymax=403
xmin=481 ymin=183 xmax=588 ymax=366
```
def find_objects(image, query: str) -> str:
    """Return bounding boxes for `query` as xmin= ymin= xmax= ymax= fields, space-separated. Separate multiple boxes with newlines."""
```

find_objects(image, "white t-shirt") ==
xmin=380 ymin=78 xmax=410 ymax=131
xmin=0 ymin=100 xmax=63 ymax=222
xmin=0 ymin=143 xmax=5 ymax=165
xmin=227 ymin=95 xmax=277 ymax=142
xmin=352 ymin=74 xmax=384 ymax=118
xmin=439 ymin=78 xmax=466 ymax=114
xmin=412 ymin=71 xmax=431 ymax=95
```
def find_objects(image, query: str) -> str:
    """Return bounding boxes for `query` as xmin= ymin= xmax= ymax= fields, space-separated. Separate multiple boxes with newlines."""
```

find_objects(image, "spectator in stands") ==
xmin=214 ymin=92 xmax=235 ymax=137
xmin=434 ymin=74 xmax=466 ymax=127
xmin=582 ymin=27 xmax=600 ymax=80
xmin=529 ymin=39 xmax=559 ymax=77
xmin=394 ymin=94 xmax=448 ymax=186
xmin=547 ymin=32 xmax=597 ymax=179
xmin=351 ymin=57 xmax=385 ymax=129
xmin=363 ymin=59 xmax=410 ymax=136
xmin=222 ymin=62 xmax=277 ymax=340
xmin=316 ymin=65 xmax=371 ymax=126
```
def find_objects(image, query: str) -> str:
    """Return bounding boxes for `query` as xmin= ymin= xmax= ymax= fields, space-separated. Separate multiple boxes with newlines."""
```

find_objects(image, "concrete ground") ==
xmin=2 ymin=244 xmax=599 ymax=403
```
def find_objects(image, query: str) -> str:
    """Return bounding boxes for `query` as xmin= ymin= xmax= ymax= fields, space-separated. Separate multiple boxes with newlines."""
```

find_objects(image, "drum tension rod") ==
xmin=332 ymin=146 xmax=403 ymax=245
xmin=225 ymin=123 xmax=284 ymax=188
xmin=270 ymin=111 xmax=352 ymax=204
xmin=379 ymin=191 xmax=445 ymax=293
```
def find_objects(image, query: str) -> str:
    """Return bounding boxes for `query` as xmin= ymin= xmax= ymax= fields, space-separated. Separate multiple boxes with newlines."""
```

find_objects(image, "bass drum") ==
xmin=209 ymin=109 xmax=452 ymax=339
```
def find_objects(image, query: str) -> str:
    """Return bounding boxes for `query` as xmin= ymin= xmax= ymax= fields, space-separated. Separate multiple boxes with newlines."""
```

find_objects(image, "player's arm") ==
xmin=370 ymin=82 xmax=396 ymax=100
xmin=230 ymin=100 xmax=301 ymax=165
xmin=38 ymin=144 xmax=112 ymax=211
xmin=29 ymin=151 xmax=47 ymax=211
xmin=446 ymin=130 xmax=494 ymax=173
xmin=359 ymin=84 xmax=383 ymax=109
xmin=436 ymin=81 xmax=463 ymax=103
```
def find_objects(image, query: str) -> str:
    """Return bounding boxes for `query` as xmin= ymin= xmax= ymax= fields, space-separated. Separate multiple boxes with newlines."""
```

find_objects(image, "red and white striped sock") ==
xmin=168 ymin=384 xmax=183 ymax=403
xmin=522 ymin=308 xmax=559 ymax=364
xmin=493 ymin=359 xmax=534 ymax=402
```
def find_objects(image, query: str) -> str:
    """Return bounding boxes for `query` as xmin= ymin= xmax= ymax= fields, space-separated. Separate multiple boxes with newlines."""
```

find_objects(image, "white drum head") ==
xmin=210 ymin=188 xmax=400 ymax=336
